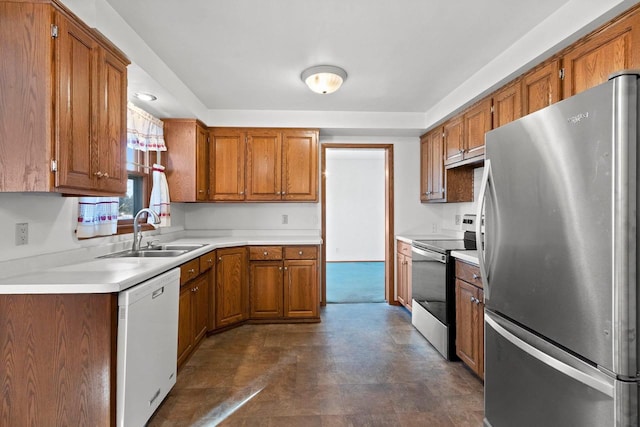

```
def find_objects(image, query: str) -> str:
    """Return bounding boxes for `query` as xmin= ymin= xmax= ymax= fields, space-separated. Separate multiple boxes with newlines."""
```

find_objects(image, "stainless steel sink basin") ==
xmin=100 ymin=243 xmax=208 ymax=259
xmin=101 ymin=249 xmax=188 ymax=258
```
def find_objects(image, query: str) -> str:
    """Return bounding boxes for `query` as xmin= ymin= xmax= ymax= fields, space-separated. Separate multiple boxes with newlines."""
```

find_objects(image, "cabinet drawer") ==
xmin=249 ymin=246 xmax=283 ymax=260
xmin=180 ymin=259 xmax=200 ymax=286
xmin=397 ymin=240 xmax=412 ymax=257
xmin=284 ymin=246 xmax=317 ymax=260
xmin=199 ymin=251 xmax=215 ymax=272
xmin=455 ymin=259 xmax=482 ymax=288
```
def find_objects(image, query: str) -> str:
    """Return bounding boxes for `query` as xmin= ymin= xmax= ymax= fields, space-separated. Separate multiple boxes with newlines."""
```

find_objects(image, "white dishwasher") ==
xmin=117 ymin=268 xmax=180 ymax=427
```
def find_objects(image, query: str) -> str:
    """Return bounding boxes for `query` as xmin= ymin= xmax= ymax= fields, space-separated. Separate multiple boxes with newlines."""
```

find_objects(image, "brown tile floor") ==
xmin=148 ymin=303 xmax=484 ymax=427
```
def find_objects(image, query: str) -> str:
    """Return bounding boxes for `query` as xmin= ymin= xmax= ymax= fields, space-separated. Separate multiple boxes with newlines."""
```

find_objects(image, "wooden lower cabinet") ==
xmin=0 ymin=293 xmax=117 ymax=426
xmin=249 ymin=245 xmax=319 ymax=320
xmin=216 ymin=247 xmax=248 ymax=327
xmin=395 ymin=240 xmax=412 ymax=311
xmin=455 ymin=260 xmax=484 ymax=379
xmin=177 ymin=255 xmax=211 ymax=368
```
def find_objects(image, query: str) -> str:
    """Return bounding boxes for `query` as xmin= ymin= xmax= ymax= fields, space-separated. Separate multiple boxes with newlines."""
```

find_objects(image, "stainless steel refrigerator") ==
xmin=477 ymin=71 xmax=640 ymax=426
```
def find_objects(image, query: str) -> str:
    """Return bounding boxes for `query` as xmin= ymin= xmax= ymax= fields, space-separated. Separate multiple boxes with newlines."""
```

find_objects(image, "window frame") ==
xmin=117 ymin=147 xmax=155 ymax=235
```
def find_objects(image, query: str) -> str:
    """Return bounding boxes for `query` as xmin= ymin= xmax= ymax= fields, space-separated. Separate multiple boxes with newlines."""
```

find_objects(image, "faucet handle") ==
xmin=146 ymin=239 xmax=161 ymax=249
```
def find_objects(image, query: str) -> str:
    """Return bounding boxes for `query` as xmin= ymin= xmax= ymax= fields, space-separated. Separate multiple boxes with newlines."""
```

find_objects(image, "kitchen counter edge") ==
xmin=451 ymin=250 xmax=479 ymax=265
xmin=0 ymin=236 xmax=322 ymax=295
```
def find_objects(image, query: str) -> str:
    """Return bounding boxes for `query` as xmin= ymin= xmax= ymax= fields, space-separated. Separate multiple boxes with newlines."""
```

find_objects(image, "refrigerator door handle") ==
xmin=485 ymin=314 xmax=615 ymax=397
xmin=476 ymin=159 xmax=491 ymax=299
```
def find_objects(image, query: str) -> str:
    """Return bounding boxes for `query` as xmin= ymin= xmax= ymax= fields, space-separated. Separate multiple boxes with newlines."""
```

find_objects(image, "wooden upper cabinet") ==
xmin=463 ymin=98 xmax=491 ymax=161
xmin=492 ymin=80 xmax=522 ymax=128
xmin=443 ymin=116 xmax=464 ymax=166
xmin=562 ymin=10 xmax=640 ymax=98
xmin=165 ymin=119 xmax=209 ymax=202
xmin=0 ymin=2 xmax=128 ymax=195
xmin=522 ymin=59 xmax=561 ymax=115
xmin=95 ymin=47 xmax=128 ymax=194
xmin=420 ymin=129 xmax=444 ymax=202
xmin=246 ymin=130 xmax=282 ymax=200
xmin=209 ymin=128 xmax=246 ymax=201
xmin=56 ymin=13 xmax=97 ymax=192
xmin=282 ymin=129 xmax=318 ymax=201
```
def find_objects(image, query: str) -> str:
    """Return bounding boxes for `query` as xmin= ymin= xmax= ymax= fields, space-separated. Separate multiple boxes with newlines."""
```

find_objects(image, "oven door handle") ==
xmin=411 ymin=247 xmax=446 ymax=263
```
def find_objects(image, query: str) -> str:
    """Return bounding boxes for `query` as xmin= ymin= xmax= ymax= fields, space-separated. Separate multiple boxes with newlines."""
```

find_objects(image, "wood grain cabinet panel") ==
xmin=420 ymin=129 xmax=445 ymax=202
xmin=165 ymin=119 xmax=209 ymax=201
xmin=395 ymin=240 xmax=412 ymax=311
xmin=562 ymin=10 xmax=640 ymax=97
xmin=462 ymin=98 xmax=491 ymax=161
xmin=492 ymin=80 xmax=522 ymax=128
xmin=522 ymin=59 xmax=561 ymax=115
xmin=216 ymin=247 xmax=248 ymax=327
xmin=443 ymin=116 xmax=465 ymax=166
xmin=0 ymin=2 xmax=128 ymax=195
xmin=209 ymin=128 xmax=246 ymax=201
xmin=284 ymin=259 xmax=318 ymax=318
xmin=282 ymin=129 xmax=318 ymax=201
xmin=249 ymin=261 xmax=284 ymax=318
xmin=246 ymin=130 xmax=282 ymax=200
xmin=455 ymin=260 xmax=484 ymax=379
xmin=0 ymin=293 xmax=117 ymax=426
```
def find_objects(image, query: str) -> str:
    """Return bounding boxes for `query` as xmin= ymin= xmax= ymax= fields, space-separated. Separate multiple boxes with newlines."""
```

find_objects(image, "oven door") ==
xmin=411 ymin=246 xmax=448 ymax=324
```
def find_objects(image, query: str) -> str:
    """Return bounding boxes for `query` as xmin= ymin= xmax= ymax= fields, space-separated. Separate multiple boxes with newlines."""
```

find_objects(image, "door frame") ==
xmin=321 ymin=143 xmax=394 ymax=305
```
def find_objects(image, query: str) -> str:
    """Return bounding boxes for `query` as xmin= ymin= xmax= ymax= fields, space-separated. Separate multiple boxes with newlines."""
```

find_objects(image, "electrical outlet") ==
xmin=432 ymin=223 xmax=438 ymax=233
xmin=282 ymin=214 xmax=288 ymax=225
xmin=15 ymin=223 xmax=28 ymax=245
xmin=455 ymin=215 xmax=461 ymax=225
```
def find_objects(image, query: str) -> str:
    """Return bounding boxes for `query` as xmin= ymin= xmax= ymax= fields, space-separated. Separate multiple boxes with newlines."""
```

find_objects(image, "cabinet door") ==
xmin=96 ymin=47 xmax=127 ymax=194
xmin=428 ymin=129 xmax=445 ymax=201
xmin=419 ymin=134 xmax=430 ymax=202
xmin=284 ymin=259 xmax=318 ymax=318
xmin=246 ymin=130 xmax=282 ymax=201
xmin=522 ymin=59 xmax=561 ymax=115
xmin=455 ymin=279 xmax=481 ymax=375
xmin=281 ymin=129 xmax=318 ymax=201
xmin=177 ymin=284 xmax=193 ymax=367
xmin=443 ymin=116 xmax=464 ymax=166
xmin=249 ymin=261 xmax=284 ymax=318
xmin=192 ymin=274 xmax=209 ymax=344
xmin=196 ymin=123 xmax=209 ymax=201
xmin=562 ymin=18 xmax=635 ymax=98
xmin=210 ymin=129 xmax=246 ymax=201
xmin=492 ymin=80 xmax=522 ymax=128
xmin=396 ymin=252 xmax=407 ymax=306
xmin=216 ymin=247 xmax=248 ymax=327
xmin=56 ymin=13 xmax=97 ymax=191
xmin=406 ymin=255 xmax=412 ymax=312
xmin=463 ymin=98 xmax=491 ymax=160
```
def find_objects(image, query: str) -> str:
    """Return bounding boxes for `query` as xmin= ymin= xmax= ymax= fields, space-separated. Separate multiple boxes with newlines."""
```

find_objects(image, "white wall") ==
xmin=0 ymin=193 xmax=185 ymax=263
xmin=325 ymin=149 xmax=385 ymax=262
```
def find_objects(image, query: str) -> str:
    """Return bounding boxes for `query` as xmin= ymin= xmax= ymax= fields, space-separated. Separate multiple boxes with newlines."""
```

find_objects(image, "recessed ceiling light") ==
xmin=134 ymin=92 xmax=157 ymax=101
xmin=301 ymin=65 xmax=347 ymax=94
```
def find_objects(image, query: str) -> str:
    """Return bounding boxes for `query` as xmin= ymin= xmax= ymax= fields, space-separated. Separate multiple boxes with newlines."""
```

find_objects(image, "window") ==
xmin=117 ymin=146 xmax=152 ymax=234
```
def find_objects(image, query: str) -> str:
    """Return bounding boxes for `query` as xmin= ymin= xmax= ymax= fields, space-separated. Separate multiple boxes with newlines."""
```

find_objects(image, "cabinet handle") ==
xmin=282 ymin=192 xmax=286 ymax=195
xmin=472 ymin=273 xmax=479 ymax=280
xmin=284 ymin=267 xmax=288 ymax=271
xmin=208 ymin=258 xmax=213 ymax=264
xmin=198 ymin=190 xmax=205 ymax=193
xmin=470 ymin=296 xmax=476 ymax=303
xmin=279 ymin=267 xmax=282 ymax=271
xmin=276 ymin=192 xmax=281 ymax=195
xmin=264 ymin=251 xmax=268 ymax=256
xmin=218 ymin=257 xmax=222 ymax=261
xmin=103 ymin=173 xmax=109 ymax=178
xmin=188 ymin=268 xmax=195 ymax=274
xmin=240 ymin=191 xmax=245 ymax=195
xmin=298 ymin=251 xmax=303 ymax=255
xmin=93 ymin=171 xmax=103 ymax=178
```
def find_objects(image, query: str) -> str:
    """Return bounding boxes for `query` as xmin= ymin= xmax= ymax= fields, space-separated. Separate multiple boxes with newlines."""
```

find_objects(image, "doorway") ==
xmin=321 ymin=143 xmax=394 ymax=305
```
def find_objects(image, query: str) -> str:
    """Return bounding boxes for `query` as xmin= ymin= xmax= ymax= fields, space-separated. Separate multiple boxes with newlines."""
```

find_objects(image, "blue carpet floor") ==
xmin=326 ymin=261 xmax=385 ymax=303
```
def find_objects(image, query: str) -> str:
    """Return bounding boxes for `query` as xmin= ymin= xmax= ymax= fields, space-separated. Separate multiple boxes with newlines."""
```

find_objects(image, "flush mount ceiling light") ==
xmin=133 ymin=92 xmax=157 ymax=101
xmin=301 ymin=65 xmax=347 ymax=94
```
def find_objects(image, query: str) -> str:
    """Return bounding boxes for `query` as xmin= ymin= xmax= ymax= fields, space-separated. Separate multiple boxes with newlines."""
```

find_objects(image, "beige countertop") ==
xmin=0 ymin=235 xmax=321 ymax=295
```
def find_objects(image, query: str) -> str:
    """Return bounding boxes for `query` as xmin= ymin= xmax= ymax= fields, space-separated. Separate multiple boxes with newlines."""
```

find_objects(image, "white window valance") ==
xmin=127 ymin=102 xmax=167 ymax=152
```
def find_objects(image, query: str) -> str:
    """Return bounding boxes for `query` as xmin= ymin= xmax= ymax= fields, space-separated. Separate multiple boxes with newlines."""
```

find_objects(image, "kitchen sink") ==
xmin=99 ymin=243 xmax=208 ymax=259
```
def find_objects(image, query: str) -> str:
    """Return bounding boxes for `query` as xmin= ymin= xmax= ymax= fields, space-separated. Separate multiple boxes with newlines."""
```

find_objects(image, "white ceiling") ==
xmin=89 ymin=0 xmax=636 ymax=134
xmin=106 ymin=0 xmax=568 ymax=112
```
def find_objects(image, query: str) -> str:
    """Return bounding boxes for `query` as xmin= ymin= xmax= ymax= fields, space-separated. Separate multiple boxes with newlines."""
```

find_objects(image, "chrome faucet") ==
xmin=132 ymin=208 xmax=161 ymax=251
